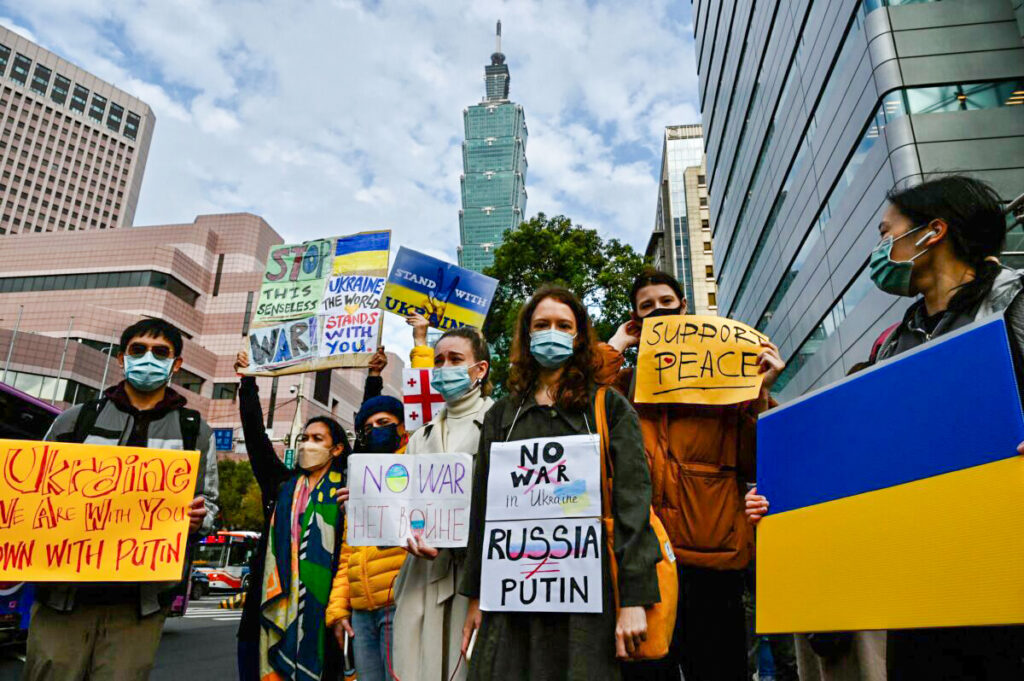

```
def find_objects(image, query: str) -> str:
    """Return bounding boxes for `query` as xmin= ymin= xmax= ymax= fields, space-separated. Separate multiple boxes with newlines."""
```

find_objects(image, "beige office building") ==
xmin=647 ymin=124 xmax=718 ymax=314
xmin=0 ymin=213 xmax=405 ymax=457
xmin=0 ymin=24 xmax=154 ymax=233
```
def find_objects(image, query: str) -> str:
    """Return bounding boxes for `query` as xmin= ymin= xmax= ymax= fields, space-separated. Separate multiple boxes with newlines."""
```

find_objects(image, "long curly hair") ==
xmin=507 ymin=284 xmax=597 ymax=411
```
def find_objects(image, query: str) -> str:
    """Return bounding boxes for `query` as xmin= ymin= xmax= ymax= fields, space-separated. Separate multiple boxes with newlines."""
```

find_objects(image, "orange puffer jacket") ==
xmin=595 ymin=342 xmax=773 ymax=571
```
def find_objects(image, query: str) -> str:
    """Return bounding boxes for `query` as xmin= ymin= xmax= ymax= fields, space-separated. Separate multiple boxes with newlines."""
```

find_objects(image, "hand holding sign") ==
xmin=635 ymin=315 xmax=771 ymax=405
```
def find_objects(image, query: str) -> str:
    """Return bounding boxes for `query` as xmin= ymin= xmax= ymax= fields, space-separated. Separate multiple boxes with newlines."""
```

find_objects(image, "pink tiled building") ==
xmin=0 ymin=213 xmax=405 ymax=457
xmin=0 ymin=24 xmax=154 ymax=232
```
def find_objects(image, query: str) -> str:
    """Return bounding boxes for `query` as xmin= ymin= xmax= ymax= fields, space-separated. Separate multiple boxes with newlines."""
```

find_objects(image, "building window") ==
xmin=212 ymin=383 xmax=238 ymax=400
xmin=702 ymin=219 xmax=709 ymax=230
xmin=697 ymin=174 xmax=706 ymax=186
xmin=704 ymin=241 xmax=712 ymax=253
xmin=51 ymin=74 xmax=70 ymax=105
xmin=0 ymin=269 xmax=199 ymax=305
xmin=0 ymin=44 xmax=10 ymax=78
xmin=10 ymin=53 xmax=30 ymax=85
xmin=30 ymin=64 xmax=51 ymax=96
xmin=708 ymin=292 xmax=717 ymax=308
xmin=88 ymin=94 xmax=107 ymax=122
xmin=313 ymin=370 xmax=331 ymax=405
xmin=241 ymin=291 xmax=254 ymax=335
xmin=699 ymin=196 xmax=708 ymax=207
xmin=70 ymin=85 xmax=88 ymax=114
xmin=172 ymin=369 xmax=204 ymax=394
xmin=124 ymin=111 xmax=140 ymax=140
xmin=106 ymin=103 xmax=123 ymax=132
xmin=212 ymin=254 xmax=224 ymax=296
xmin=706 ymin=265 xmax=714 ymax=279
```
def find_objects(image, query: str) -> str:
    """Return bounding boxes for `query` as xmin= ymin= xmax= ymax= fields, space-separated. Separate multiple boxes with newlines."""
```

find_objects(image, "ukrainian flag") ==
xmin=332 ymin=231 xmax=391 ymax=273
xmin=756 ymin=316 xmax=1024 ymax=633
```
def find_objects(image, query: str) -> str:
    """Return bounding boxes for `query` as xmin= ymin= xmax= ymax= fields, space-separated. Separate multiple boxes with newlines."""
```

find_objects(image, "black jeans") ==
xmin=622 ymin=564 xmax=747 ymax=681
xmin=887 ymin=626 xmax=1024 ymax=680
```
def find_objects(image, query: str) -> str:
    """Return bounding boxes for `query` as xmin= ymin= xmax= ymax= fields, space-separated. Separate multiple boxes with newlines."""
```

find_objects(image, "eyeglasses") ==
xmin=126 ymin=343 xmax=173 ymax=360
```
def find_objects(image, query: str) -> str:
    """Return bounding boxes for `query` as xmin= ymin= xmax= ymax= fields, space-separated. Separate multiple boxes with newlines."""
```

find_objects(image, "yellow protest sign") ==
xmin=0 ymin=439 xmax=200 ymax=581
xmin=635 ymin=315 xmax=769 ymax=405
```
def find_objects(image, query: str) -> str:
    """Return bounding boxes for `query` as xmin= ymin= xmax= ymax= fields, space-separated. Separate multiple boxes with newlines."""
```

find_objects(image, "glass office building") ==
xmin=458 ymin=23 xmax=528 ymax=272
xmin=647 ymin=125 xmax=719 ymax=314
xmin=694 ymin=0 xmax=1024 ymax=400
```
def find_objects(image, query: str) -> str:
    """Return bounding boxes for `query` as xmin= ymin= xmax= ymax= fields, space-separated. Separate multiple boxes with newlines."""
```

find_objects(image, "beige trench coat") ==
xmin=393 ymin=391 xmax=493 ymax=681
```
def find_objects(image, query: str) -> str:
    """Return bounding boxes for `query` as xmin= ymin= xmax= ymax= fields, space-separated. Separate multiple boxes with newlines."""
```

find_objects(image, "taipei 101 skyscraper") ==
xmin=457 ymin=21 xmax=528 ymax=272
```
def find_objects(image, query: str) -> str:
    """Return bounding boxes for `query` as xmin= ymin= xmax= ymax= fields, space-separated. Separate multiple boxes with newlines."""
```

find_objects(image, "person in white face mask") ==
xmin=232 ymin=351 xmax=351 ymax=681
xmin=390 ymin=321 xmax=494 ymax=681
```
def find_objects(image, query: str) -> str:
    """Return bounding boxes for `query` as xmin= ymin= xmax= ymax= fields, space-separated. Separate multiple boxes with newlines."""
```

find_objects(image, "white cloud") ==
xmin=0 ymin=16 xmax=41 ymax=46
xmin=8 ymin=0 xmax=700 ymax=356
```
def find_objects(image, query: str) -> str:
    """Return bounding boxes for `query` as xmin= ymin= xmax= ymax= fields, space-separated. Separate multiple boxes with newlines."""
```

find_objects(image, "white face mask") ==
xmin=297 ymin=442 xmax=333 ymax=472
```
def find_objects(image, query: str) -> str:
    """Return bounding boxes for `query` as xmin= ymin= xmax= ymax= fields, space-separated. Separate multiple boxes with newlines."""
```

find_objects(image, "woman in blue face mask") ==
xmin=747 ymin=175 xmax=1024 ymax=681
xmin=458 ymin=285 xmax=662 ymax=681
xmin=392 ymin=326 xmax=494 ymax=681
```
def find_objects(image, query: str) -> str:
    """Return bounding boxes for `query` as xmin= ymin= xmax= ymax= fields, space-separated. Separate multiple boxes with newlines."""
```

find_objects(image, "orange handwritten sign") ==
xmin=0 ymin=439 xmax=200 ymax=581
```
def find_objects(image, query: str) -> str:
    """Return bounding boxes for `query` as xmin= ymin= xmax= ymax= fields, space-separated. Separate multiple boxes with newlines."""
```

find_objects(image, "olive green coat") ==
xmin=459 ymin=386 xmax=661 ymax=681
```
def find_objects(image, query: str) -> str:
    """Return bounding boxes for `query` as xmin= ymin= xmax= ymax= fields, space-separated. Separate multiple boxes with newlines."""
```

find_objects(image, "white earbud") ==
xmin=914 ymin=231 xmax=938 ymax=248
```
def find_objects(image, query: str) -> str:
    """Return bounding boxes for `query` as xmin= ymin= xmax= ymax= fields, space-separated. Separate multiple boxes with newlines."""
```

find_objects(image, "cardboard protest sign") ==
xmin=485 ymin=434 xmax=601 ymax=521
xmin=381 ymin=247 xmax=498 ymax=330
xmin=402 ymin=368 xmax=445 ymax=431
xmin=244 ymin=231 xmax=391 ymax=376
xmin=756 ymin=315 xmax=1024 ymax=633
xmin=253 ymin=240 xmax=334 ymax=324
xmin=345 ymin=453 xmax=472 ymax=548
xmin=635 ymin=314 xmax=769 ymax=405
xmin=480 ymin=517 xmax=602 ymax=613
xmin=480 ymin=434 xmax=603 ymax=613
xmin=0 ymin=439 xmax=200 ymax=581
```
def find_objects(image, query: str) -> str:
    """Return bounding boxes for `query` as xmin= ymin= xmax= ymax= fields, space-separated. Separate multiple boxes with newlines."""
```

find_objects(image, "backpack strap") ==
xmin=178 ymin=407 xmax=201 ymax=452
xmin=70 ymin=398 xmax=108 ymax=443
xmin=869 ymin=322 xmax=901 ymax=364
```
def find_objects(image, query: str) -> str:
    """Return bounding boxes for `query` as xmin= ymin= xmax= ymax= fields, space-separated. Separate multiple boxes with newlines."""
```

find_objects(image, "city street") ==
xmin=0 ymin=601 xmax=240 ymax=680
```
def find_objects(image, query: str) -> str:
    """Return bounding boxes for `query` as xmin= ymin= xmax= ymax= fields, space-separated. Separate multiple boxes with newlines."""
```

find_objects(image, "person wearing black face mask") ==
xmin=597 ymin=268 xmax=788 ymax=681
xmin=327 ymin=395 xmax=409 ymax=681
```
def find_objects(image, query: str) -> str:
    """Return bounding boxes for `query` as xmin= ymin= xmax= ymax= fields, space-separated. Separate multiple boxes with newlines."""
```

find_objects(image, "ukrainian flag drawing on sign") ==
xmin=382 ymin=246 xmax=498 ymax=330
xmin=333 ymin=231 xmax=391 ymax=273
xmin=756 ymin=315 xmax=1024 ymax=633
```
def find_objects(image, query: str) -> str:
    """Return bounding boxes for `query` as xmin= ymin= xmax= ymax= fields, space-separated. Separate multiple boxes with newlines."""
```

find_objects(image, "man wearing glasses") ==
xmin=23 ymin=318 xmax=219 ymax=681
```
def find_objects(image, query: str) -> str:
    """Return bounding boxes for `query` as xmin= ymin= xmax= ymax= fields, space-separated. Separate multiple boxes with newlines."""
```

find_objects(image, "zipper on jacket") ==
xmin=361 ymin=548 xmax=376 ymax=610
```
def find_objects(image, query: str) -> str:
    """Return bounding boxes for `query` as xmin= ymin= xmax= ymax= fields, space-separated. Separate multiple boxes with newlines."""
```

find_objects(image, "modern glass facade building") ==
xmin=647 ymin=125 xmax=719 ymax=314
xmin=0 ymin=25 xmax=154 ymax=233
xmin=458 ymin=23 xmax=528 ymax=272
xmin=694 ymin=0 xmax=1024 ymax=400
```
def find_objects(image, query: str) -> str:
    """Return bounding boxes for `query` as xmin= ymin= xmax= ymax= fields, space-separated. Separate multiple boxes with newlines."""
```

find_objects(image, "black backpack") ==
xmin=69 ymin=398 xmax=202 ymax=451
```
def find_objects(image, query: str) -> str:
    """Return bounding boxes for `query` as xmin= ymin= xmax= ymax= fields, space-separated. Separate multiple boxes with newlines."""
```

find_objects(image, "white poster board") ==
xmin=480 ymin=434 xmax=603 ymax=613
xmin=479 ymin=517 xmax=603 ymax=613
xmin=485 ymin=434 xmax=601 ymax=521
xmin=346 ymin=453 xmax=473 ymax=548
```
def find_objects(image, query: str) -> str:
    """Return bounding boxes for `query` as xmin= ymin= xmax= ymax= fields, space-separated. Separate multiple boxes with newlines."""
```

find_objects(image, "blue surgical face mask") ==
xmin=430 ymin=364 xmax=480 ymax=403
xmin=124 ymin=351 xmax=175 ymax=393
xmin=361 ymin=423 xmax=402 ymax=453
xmin=869 ymin=224 xmax=934 ymax=296
xmin=530 ymin=329 xmax=576 ymax=369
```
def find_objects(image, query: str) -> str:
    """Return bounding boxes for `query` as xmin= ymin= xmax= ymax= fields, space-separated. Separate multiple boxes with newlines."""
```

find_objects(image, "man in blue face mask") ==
xmin=24 ymin=318 xmax=219 ymax=681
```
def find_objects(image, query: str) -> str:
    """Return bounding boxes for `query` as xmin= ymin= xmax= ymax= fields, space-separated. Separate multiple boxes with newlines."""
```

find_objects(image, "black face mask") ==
xmin=642 ymin=306 xmax=683 ymax=319
xmin=358 ymin=423 xmax=402 ymax=453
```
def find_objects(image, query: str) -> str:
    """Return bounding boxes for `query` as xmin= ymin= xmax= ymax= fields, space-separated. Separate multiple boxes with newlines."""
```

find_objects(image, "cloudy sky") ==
xmin=2 ymin=0 xmax=699 ymax=251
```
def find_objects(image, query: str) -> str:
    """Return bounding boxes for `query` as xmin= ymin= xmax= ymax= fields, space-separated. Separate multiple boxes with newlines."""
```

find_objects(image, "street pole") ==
xmin=99 ymin=343 xmax=114 ymax=392
xmin=51 ymin=316 xmax=74 ymax=404
xmin=2 ymin=304 xmax=23 ymax=385
xmin=285 ymin=378 xmax=305 ymax=469
xmin=267 ymin=375 xmax=280 ymax=427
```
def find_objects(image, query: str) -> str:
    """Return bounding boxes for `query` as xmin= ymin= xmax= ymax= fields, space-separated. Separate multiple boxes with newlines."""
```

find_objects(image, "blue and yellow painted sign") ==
xmin=756 ymin=315 xmax=1024 ymax=633
xmin=382 ymin=246 xmax=498 ymax=330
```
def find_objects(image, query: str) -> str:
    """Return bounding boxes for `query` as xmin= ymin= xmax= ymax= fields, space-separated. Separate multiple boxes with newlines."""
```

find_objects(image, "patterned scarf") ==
xmin=259 ymin=461 xmax=343 ymax=681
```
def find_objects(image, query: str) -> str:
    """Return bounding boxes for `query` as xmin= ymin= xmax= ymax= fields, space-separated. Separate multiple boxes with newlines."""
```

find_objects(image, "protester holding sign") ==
xmin=595 ymin=269 xmax=784 ymax=681
xmin=459 ymin=285 xmax=661 ymax=680
xmin=23 ymin=319 xmax=219 ymax=681
xmin=231 ymin=352 xmax=349 ymax=681
xmin=327 ymin=396 xmax=409 ymax=681
xmin=747 ymin=175 xmax=1024 ymax=680
xmin=392 ymin=324 xmax=495 ymax=681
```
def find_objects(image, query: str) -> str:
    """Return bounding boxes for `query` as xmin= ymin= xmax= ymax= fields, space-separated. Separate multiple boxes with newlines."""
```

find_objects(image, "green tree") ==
xmin=482 ymin=213 xmax=646 ymax=394
xmin=216 ymin=459 xmax=264 ymax=531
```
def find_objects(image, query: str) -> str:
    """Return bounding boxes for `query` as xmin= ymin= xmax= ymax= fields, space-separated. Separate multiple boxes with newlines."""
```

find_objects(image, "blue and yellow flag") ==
xmin=333 ymin=231 xmax=391 ymax=273
xmin=756 ymin=315 xmax=1024 ymax=633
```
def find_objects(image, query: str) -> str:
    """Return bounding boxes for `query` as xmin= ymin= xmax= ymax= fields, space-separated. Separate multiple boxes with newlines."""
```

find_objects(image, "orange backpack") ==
xmin=595 ymin=386 xmax=679 ymax=661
